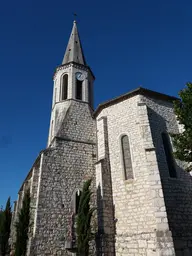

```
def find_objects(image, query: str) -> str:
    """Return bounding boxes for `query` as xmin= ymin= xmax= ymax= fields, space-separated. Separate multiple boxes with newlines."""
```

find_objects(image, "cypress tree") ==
xmin=0 ymin=197 xmax=12 ymax=256
xmin=0 ymin=206 xmax=3 ymax=228
xmin=15 ymin=189 xmax=30 ymax=256
xmin=171 ymin=82 xmax=192 ymax=171
xmin=76 ymin=179 xmax=95 ymax=256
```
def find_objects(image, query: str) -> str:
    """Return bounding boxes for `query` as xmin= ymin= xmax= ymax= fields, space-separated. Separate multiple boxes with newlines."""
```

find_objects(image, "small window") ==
xmin=162 ymin=132 xmax=177 ymax=178
xmin=121 ymin=135 xmax=133 ymax=180
xmin=76 ymin=79 xmax=82 ymax=100
xmin=61 ymin=74 xmax=68 ymax=100
xmin=75 ymin=190 xmax=82 ymax=214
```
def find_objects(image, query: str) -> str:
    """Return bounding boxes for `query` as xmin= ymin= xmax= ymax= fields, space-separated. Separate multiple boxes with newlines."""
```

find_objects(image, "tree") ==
xmin=171 ymin=82 xmax=192 ymax=171
xmin=0 ymin=197 xmax=12 ymax=256
xmin=0 ymin=206 xmax=3 ymax=228
xmin=76 ymin=179 xmax=95 ymax=256
xmin=15 ymin=189 xmax=30 ymax=256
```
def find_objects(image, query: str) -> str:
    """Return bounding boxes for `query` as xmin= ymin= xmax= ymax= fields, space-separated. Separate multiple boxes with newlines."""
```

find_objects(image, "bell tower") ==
xmin=48 ymin=21 xmax=95 ymax=146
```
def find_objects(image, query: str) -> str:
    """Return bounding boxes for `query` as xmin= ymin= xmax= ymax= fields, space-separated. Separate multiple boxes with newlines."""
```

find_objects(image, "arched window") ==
xmin=162 ymin=132 xmax=177 ymax=178
xmin=61 ymin=74 xmax=68 ymax=100
xmin=121 ymin=135 xmax=133 ymax=180
xmin=76 ymin=79 xmax=82 ymax=100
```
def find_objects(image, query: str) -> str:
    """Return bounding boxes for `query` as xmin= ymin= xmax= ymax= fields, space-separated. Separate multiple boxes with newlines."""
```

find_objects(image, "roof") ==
xmin=94 ymin=87 xmax=179 ymax=117
xmin=18 ymin=154 xmax=41 ymax=192
xmin=62 ymin=21 xmax=86 ymax=65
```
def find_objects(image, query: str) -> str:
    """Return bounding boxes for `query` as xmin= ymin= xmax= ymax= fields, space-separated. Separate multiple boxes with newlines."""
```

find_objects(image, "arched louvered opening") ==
xmin=162 ymin=132 xmax=177 ymax=178
xmin=76 ymin=79 xmax=82 ymax=100
xmin=121 ymin=135 xmax=133 ymax=180
xmin=61 ymin=74 xmax=68 ymax=100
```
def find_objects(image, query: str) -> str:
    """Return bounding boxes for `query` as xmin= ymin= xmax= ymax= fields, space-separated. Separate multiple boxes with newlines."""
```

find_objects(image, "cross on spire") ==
xmin=73 ymin=13 xmax=77 ymax=22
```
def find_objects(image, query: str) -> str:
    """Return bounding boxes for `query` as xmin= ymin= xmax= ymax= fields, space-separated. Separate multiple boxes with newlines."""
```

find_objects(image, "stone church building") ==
xmin=10 ymin=21 xmax=192 ymax=256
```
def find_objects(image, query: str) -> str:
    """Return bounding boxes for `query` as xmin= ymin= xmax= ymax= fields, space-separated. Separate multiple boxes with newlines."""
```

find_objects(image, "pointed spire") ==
xmin=62 ymin=21 xmax=86 ymax=65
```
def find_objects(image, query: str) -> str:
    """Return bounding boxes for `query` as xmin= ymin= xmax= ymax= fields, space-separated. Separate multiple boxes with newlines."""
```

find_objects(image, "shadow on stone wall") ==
xmin=96 ymin=184 xmax=103 ymax=256
xmin=96 ymin=184 xmax=116 ymax=256
xmin=96 ymin=117 xmax=116 ymax=256
xmin=148 ymin=108 xmax=192 ymax=255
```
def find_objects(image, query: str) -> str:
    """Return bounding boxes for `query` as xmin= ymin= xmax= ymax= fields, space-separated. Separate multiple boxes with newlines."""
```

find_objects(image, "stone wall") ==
xmin=56 ymin=100 xmax=95 ymax=143
xmin=96 ymin=95 xmax=175 ymax=255
xmin=11 ymin=88 xmax=192 ymax=256
xmin=31 ymin=100 xmax=97 ymax=256
xmin=142 ymin=95 xmax=192 ymax=255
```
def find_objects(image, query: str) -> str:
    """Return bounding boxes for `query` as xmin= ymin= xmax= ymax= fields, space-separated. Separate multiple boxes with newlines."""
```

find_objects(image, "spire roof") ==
xmin=62 ymin=21 xmax=86 ymax=65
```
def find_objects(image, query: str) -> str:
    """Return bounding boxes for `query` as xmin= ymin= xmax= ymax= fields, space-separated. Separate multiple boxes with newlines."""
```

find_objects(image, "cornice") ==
xmin=53 ymin=61 xmax=95 ymax=80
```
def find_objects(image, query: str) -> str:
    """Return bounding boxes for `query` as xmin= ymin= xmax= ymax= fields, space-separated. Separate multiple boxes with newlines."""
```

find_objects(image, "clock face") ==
xmin=76 ymin=72 xmax=86 ymax=81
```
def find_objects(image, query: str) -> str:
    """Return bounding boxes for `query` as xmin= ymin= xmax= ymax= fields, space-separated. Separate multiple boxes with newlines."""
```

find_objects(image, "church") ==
xmin=10 ymin=21 xmax=192 ymax=256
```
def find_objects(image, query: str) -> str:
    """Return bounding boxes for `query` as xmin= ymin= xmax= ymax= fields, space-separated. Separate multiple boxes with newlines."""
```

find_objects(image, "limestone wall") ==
xmin=96 ymin=95 xmax=175 ymax=255
xmin=31 ymin=101 xmax=97 ymax=256
xmin=56 ymin=100 xmax=95 ymax=143
xmin=142 ymin=95 xmax=192 ymax=255
xmin=11 ymin=89 xmax=192 ymax=256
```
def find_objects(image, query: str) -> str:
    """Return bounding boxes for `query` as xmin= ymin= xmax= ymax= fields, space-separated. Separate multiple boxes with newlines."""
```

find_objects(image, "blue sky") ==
xmin=0 ymin=0 xmax=192 ymax=207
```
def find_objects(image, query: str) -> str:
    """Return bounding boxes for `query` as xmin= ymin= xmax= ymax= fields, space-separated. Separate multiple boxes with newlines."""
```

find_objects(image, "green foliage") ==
xmin=76 ymin=179 xmax=95 ymax=256
xmin=0 ymin=197 xmax=12 ymax=256
xmin=172 ymin=82 xmax=192 ymax=171
xmin=15 ymin=189 xmax=30 ymax=256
